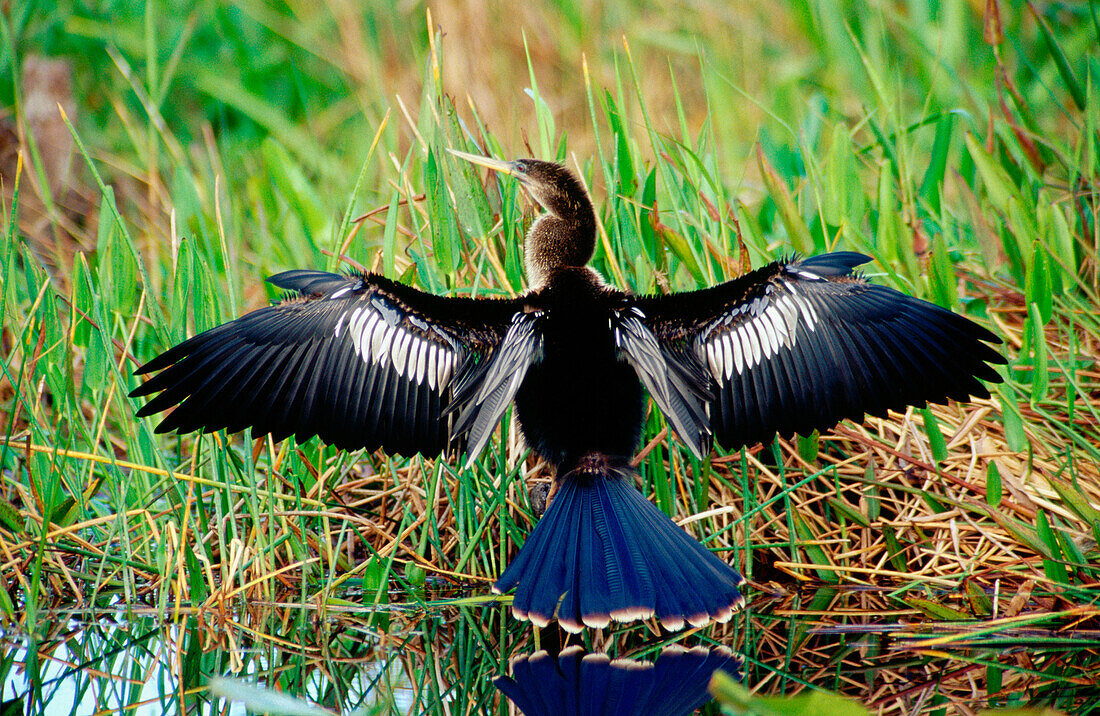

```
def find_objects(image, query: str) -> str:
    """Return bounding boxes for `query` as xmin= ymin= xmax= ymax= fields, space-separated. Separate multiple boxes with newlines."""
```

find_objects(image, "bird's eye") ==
xmin=514 ymin=161 xmax=528 ymax=174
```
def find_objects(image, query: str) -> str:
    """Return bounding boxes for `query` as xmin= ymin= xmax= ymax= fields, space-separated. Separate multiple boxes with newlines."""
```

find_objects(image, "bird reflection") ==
xmin=494 ymin=645 xmax=740 ymax=715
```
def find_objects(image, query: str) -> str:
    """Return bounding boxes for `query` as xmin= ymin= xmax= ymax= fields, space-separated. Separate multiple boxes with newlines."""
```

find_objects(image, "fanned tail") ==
xmin=493 ymin=455 xmax=744 ymax=632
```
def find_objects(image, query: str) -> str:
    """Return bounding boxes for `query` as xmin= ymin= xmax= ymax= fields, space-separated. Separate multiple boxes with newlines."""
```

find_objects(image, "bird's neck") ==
xmin=525 ymin=211 xmax=597 ymax=289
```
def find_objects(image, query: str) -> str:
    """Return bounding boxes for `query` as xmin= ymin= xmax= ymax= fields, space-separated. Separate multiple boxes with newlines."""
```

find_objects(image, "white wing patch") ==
xmin=392 ymin=330 xmax=410 ymax=376
xmin=413 ymin=339 xmax=428 ymax=385
xmin=701 ymin=278 xmax=823 ymax=382
xmin=342 ymin=300 xmax=457 ymax=390
xmin=427 ymin=344 xmax=439 ymax=390
xmin=329 ymin=285 xmax=354 ymax=299
xmin=725 ymin=332 xmax=738 ymax=379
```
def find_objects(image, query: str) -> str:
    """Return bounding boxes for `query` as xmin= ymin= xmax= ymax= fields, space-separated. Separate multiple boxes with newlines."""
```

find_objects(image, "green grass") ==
xmin=2 ymin=1 xmax=1100 ymax=714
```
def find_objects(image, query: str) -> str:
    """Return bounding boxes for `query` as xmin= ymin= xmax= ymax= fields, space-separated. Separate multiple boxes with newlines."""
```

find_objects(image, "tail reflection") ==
xmin=494 ymin=645 xmax=741 ymax=715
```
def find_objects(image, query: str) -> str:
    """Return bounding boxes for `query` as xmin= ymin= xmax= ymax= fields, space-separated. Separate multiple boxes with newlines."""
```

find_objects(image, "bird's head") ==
xmin=450 ymin=150 xmax=597 ymax=284
xmin=449 ymin=151 xmax=587 ymax=218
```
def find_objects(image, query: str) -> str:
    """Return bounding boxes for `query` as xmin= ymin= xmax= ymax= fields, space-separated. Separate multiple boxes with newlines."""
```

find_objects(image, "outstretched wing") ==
xmin=130 ymin=269 xmax=541 ymax=459
xmin=620 ymin=252 xmax=1006 ymax=456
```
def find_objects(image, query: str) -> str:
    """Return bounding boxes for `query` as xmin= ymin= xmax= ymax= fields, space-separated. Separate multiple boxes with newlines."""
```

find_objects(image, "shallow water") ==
xmin=4 ymin=584 xmax=1097 ymax=714
xmin=3 ymin=597 xmax=740 ymax=714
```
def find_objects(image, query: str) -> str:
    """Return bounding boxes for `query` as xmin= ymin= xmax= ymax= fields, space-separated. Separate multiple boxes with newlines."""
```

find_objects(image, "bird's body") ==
xmin=131 ymin=152 xmax=1005 ymax=632
xmin=513 ymin=267 xmax=644 ymax=468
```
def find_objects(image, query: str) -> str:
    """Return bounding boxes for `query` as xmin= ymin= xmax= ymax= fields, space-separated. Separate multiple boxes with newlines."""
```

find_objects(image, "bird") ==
xmin=129 ymin=150 xmax=1006 ymax=632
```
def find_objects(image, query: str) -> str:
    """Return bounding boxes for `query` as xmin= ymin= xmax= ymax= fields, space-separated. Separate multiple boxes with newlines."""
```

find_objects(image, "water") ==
xmin=4 ymin=585 xmax=1097 ymax=714
xmin=3 ymin=597 xmax=741 ymax=715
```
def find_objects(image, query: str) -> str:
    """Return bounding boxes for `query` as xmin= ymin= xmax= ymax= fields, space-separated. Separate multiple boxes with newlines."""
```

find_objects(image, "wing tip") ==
xmin=788 ymin=251 xmax=872 ymax=277
xmin=266 ymin=269 xmax=355 ymax=297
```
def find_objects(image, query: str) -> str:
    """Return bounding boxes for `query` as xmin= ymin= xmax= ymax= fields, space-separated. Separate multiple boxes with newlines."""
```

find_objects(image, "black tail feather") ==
xmin=493 ymin=458 xmax=744 ymax=632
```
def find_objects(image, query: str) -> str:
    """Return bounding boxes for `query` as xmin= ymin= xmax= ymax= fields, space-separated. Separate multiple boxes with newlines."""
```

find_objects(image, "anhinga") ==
xmin=130 ymin=151 xmax=1005 ymax=632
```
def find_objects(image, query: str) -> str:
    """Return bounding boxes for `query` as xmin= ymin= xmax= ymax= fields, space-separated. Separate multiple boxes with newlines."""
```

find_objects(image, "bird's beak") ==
xmin=447 ymin=149 xmax=517 ymax=177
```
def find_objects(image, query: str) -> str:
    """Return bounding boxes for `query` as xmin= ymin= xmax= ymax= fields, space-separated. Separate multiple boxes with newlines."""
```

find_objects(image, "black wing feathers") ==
xmin=131 ymin=270 xmax=531 ymax=458
xmin=629 ymin=252 xmax=1005 ymax=453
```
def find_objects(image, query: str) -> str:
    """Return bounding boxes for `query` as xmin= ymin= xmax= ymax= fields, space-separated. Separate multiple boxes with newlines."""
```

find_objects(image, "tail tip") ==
xmin=609 ymin=606 xmax=656 ymax=623
xmin=505 ymin=596 xmax=746 ymax=632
